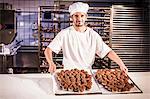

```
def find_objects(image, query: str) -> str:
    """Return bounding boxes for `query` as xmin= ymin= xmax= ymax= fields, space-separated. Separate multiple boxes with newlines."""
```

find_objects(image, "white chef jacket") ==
xmin=47 ymin=26 xmax=112 ymax=69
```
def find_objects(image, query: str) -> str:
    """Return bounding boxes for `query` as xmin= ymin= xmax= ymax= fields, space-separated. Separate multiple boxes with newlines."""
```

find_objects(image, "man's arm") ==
xmin=107 ymin=50 xmax=128 ymax=73
xmin=44 ymin=47 xmax=56 ymax=73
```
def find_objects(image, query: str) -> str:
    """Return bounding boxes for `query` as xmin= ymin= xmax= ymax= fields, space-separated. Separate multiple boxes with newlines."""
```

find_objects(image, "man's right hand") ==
xmin=48 ymin=62 xmax=56 ymax=73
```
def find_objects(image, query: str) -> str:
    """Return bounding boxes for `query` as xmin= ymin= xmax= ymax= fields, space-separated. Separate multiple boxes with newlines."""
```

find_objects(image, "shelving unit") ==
xmin=38 ymin=6 xmax=112 ymax=72
xmin=87 ymin=7 xmax=112 ymax=69
xmin=38 ymin=6 xmax=69 ymax=72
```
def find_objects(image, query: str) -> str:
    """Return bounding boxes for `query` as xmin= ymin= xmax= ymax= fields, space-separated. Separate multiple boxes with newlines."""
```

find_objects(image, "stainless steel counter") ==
xmin=0 ymin=72 xmax=149 ymax=99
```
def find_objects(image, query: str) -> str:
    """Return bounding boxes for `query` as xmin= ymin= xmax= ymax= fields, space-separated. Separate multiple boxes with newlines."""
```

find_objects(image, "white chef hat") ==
xmin=69 ymin=2 xmax=89 ymax=16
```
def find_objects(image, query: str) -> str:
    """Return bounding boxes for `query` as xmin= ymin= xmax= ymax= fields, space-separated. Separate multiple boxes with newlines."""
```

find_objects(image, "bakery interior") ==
xmin=0 ymin=0 xmax=150 ymax=99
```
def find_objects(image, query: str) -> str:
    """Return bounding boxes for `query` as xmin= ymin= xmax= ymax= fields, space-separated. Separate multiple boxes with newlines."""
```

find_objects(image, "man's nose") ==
xmin=77 ymin=17 xmax=82 ymax=21
xmin=77 ymin=16 xmax=82 ymax=20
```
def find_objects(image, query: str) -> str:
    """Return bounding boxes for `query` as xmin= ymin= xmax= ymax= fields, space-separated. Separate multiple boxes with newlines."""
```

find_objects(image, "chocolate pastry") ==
xmin=95 ymin=69 xmax=134 ymax=92
xmin=56 ymin=68 xmax=92 ymax=92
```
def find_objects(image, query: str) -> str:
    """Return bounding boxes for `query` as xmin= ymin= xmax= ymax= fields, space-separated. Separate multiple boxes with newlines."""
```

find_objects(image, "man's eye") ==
xmin=81 ymin=15 xmax=84 ymax=17
xmin=75 ymin=15 xmax=78 ymax=17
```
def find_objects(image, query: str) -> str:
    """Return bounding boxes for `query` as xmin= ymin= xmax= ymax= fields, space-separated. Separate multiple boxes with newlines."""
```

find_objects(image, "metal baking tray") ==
xmin=91 ymin=69 xmax=143 ymax=94
xmin=53 ymin=69 xmax=102 ymax=95
xmin=52 ymin=68 xmax=142 ymax=95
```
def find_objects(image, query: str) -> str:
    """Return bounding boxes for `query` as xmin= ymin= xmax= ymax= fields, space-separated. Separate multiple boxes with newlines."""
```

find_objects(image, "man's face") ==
xmin=71 ymin=12 xmax=87 ymax=27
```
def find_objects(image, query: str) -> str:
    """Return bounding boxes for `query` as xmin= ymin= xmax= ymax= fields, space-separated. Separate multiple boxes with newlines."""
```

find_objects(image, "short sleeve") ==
xmin=47 ymin=31 xmax=63 ymax=54
xmin=96 ymin=35 xmax=112 ymax=59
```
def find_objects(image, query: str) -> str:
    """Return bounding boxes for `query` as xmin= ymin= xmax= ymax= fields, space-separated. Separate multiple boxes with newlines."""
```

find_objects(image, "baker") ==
xmin=44 ymin=2 xmax=128 ymax=73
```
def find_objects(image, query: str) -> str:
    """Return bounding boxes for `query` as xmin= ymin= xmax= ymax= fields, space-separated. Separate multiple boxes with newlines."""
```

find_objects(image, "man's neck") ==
xmin=73 ymin=25 xmax=87 ymax=32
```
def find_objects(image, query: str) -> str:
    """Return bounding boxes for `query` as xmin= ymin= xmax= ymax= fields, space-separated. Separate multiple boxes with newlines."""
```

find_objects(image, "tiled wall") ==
xmin=16 ymin=12 xmax=38 ymax=46
xmin=0 ymin=0 xmax=54 ymax=11
xmin=0 ymin=0 xmax=54 ymax=46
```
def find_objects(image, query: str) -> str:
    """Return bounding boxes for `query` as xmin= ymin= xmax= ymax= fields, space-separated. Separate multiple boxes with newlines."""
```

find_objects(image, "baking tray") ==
xmin=91 ymin=69 xmax=143 ymax=94
xmin=53 ymin=69 xmax=102 ymax=95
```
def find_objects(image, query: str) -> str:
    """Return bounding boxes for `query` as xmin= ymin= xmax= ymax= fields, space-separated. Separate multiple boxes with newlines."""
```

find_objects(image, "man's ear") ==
xmin=70 ymin=15 xmax=73 ymax=21
xmin=85 ymin=14 xmax=88 ymax=21
xmin=86 ymin=14 xmax=88 ymax=17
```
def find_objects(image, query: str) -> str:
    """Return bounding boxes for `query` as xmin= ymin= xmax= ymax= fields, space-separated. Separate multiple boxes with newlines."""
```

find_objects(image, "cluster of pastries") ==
xmin=56 ymin=69 xmax=92 ymax=92
xmin=95 ymin=69 xmax=134 ymax=92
